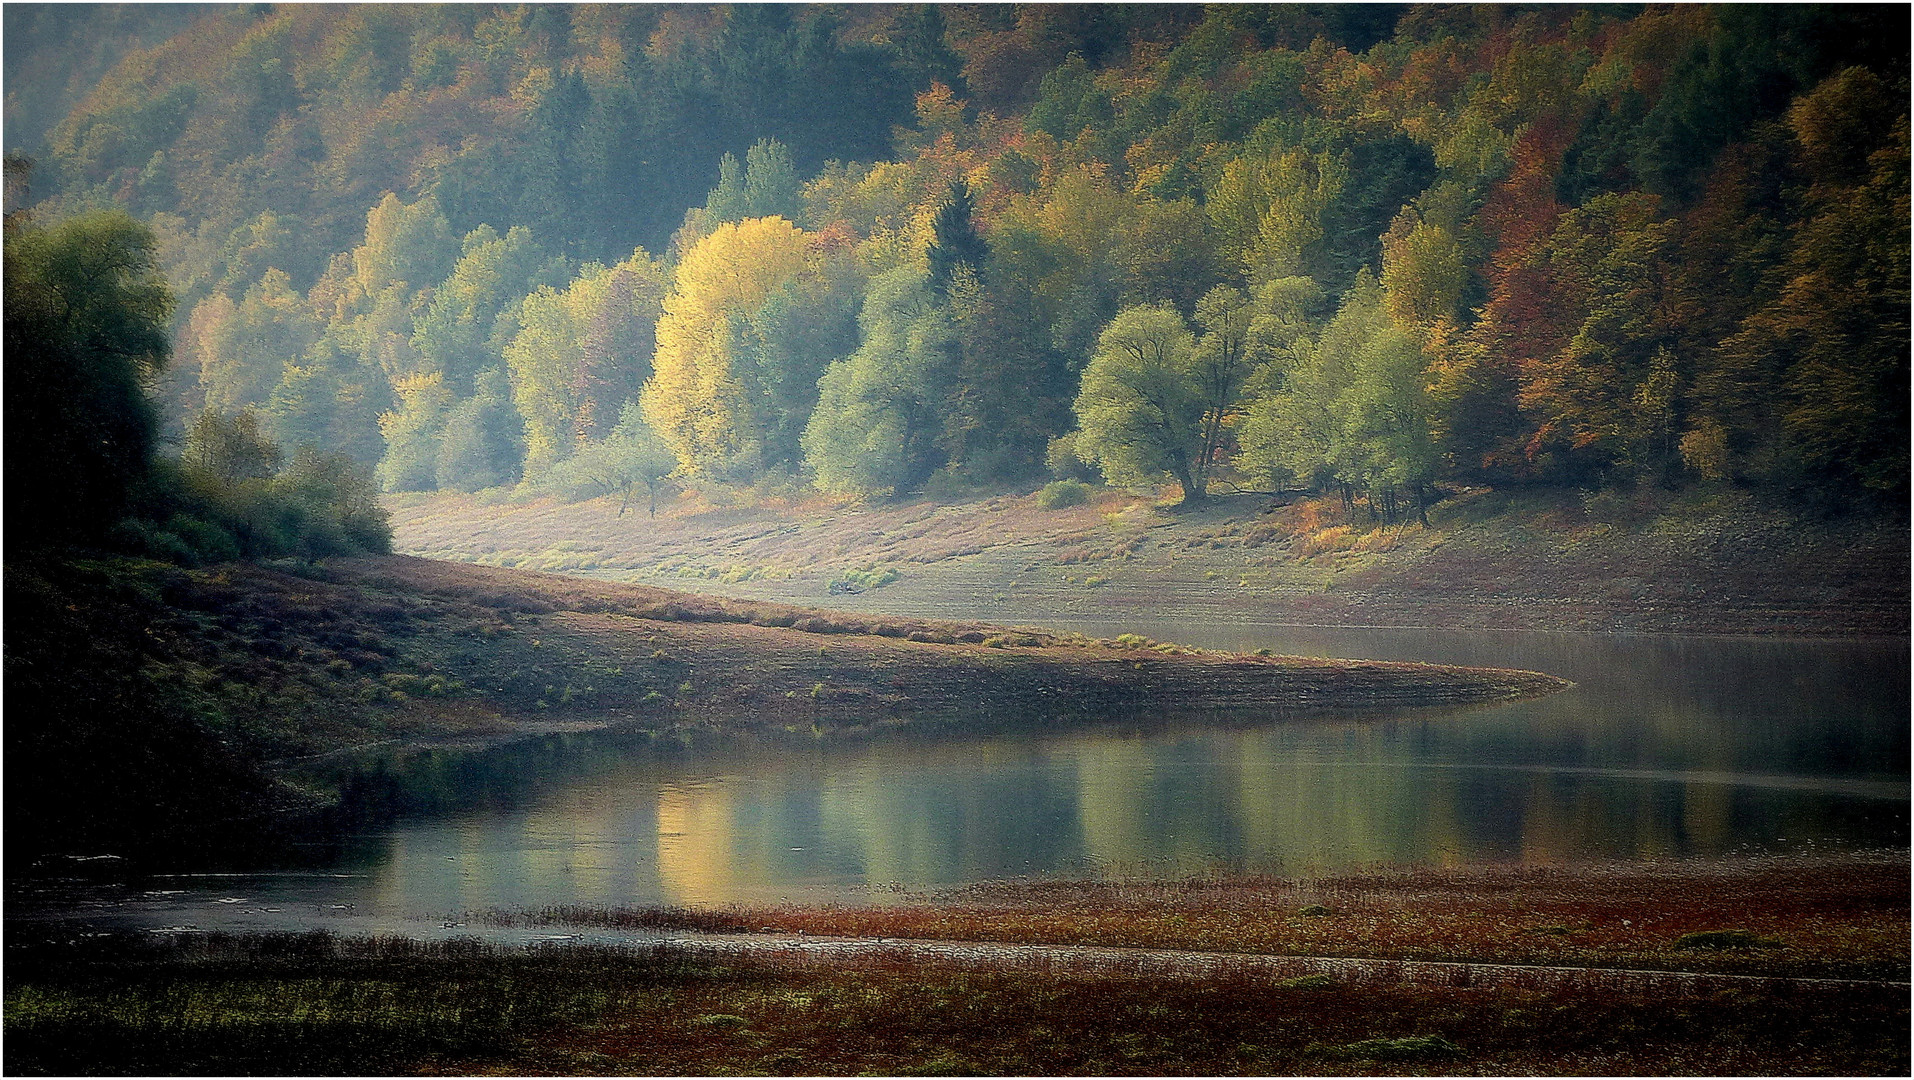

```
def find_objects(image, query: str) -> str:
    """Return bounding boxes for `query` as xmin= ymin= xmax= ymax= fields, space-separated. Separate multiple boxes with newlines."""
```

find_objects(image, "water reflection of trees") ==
xmin=280 ymin=634 xmax=1906 ymax=912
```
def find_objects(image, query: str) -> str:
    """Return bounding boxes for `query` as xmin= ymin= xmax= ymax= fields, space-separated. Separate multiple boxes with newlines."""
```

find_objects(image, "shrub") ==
xmin=1045 ymin=431 xmax=1100 ymax=483
xmin=124 ymin=420 xmax=391 ymax=565
xmin=829 ymin=566 xmax=899 ymax=593
xmin=164 ymin=513 xmax=241 ymax=564
xmin=1674 ymin=929 xmax=1779 ymax=950
xmin=108 ymin=518 xmax=198 ymax=565
xmin=1036 ymin=479 xmax=1090 ymax=509
xmin=919 ymin=467 xmax=978 ymax=503
xmin=1299 ymin=525 xmax=1355 ymax=556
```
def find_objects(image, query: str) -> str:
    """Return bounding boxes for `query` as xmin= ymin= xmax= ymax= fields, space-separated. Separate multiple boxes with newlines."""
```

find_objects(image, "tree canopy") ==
xmin=9 ymin=4 xmax=1904 ymax=514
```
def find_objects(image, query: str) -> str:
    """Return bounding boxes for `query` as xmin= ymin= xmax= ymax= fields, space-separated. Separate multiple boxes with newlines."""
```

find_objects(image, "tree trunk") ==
xmin=1169 ymin=449 xmax=1204 ymax=505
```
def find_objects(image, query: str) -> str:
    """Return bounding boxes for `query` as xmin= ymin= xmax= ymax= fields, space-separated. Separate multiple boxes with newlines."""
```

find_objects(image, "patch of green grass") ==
xmin=1676 ymin=929 xmax=1783 ymax=950
xmin=1313 ymin=1034 xmax=1464 ymax=1062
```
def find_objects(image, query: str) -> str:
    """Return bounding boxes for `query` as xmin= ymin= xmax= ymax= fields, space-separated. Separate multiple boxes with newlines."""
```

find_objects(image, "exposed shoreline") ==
xmin=312 ymin=554 xmax=1573 ymax=741
xmin=387 ymin=486 xmax=1912 ymax=640
xmin=4 ymin=551 xmax=1569 ymax=865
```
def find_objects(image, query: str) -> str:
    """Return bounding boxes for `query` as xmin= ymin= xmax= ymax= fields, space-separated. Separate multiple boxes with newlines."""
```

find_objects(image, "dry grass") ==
xmin=388 ymin=489 xmax=1116 ymax=584
xmin=386 ymin=485 xmax=1910 ymax=636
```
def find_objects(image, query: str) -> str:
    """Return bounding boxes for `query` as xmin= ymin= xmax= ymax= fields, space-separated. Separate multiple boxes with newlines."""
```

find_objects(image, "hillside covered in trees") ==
xmin=9 ymin=3 xmax=1907 ymax=533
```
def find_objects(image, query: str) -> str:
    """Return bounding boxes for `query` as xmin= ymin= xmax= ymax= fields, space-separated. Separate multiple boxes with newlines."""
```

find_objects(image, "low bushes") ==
xmin=1036 ymin=480 xmax=1092 ymax=509
xmin=115 ymin=411 xmax=392 ymax=566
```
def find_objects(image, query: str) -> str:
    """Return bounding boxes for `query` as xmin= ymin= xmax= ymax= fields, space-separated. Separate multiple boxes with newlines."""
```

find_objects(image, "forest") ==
xmin=5 ymin=2 xmax=1908 ymax=560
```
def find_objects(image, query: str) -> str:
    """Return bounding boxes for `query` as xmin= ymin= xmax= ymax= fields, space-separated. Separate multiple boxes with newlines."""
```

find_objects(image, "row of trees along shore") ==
xmin=10 ymin=4 xmax=1906 ymax=534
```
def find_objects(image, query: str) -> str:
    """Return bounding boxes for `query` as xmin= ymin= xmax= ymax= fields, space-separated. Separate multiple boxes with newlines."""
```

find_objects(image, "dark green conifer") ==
xmin=927 ymin=179 xmax=988 ymax=299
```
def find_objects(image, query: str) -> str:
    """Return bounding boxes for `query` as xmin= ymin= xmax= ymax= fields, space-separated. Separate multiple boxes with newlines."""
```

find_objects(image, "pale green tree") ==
xmin=542 ymin=403 xmax=679 ymax=515
xmin=1072 ymin=305 xmax=1208 ymax=503
xmin=1237 ymin=269 xmax=1440 ymax=521
xmin=506 ymin=251 xmax=664 ymax=477
xmin=411 ymin=224 xmax=561 ymax=394
xmin=190 ymin=269 xmax=322 ymax=411
xmin=375 ymin=371 xmax=452 ymax=492
xmin=261 ymin=337 xmax=388 ymax=465
xmin=803 ymin=268 xmax=958 ymax=496
xmin=434 ymin=366 xmax=524 ymax=491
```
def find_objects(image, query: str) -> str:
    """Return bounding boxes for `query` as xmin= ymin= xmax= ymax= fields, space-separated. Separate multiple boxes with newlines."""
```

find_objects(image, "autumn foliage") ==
xmin=9 ymin=4 xmax=1904 ymax=511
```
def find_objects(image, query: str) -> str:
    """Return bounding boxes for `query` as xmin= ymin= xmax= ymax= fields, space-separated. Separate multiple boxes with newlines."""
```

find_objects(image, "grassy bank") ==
xmin=5 ymin=552 xmax=1565 ymax=865
xmin=388 ymin=484 xmax=1911 ymax=637
xmin=8 ymin=855 xmax=1906 ymax=1076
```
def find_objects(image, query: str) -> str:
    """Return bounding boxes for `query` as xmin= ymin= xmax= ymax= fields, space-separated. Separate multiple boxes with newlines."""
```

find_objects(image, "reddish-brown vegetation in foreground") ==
xmin=496 ymin=960 xmax=1905 ymax=1077
xmin=5 ymin=931 xmax=1905 ymax=1076
xmin=503 ymin=854 xmax=1910 ymax=982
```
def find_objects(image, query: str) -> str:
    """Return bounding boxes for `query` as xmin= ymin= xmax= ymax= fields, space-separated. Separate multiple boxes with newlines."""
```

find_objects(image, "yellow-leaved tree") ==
xmin=641 ymin=216 xmax=810 ymax=478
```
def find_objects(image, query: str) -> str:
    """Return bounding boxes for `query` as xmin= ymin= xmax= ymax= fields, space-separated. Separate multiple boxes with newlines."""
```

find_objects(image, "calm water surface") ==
xmin=23 ymin=624 xmax=1908 ymax=933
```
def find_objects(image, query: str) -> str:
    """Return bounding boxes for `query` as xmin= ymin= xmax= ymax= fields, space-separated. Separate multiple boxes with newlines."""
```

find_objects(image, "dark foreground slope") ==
xmin=5 ymin=554 xmax=1566 ymax=864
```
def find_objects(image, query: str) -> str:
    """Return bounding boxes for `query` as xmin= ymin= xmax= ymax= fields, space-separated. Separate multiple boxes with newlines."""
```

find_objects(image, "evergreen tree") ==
xmin=928 ymin=179 xmax=989 ymax=299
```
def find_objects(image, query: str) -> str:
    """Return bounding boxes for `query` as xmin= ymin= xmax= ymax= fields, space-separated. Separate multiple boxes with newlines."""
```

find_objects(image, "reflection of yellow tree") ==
xmin=1631 ymin=782 xmax=1675 ymax=859
xmin=1518 ymin=774 xmax=1571 ymax=864
xmin=1222 ymin=727 xmax=1466 ymax=870
xmin=656 ymin=781 xmax=736 ymax=906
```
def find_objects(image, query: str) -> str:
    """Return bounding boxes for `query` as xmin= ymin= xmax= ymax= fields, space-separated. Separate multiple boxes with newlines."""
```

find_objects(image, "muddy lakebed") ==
xmin=14 ymin=616 xmax=1906 ymax=943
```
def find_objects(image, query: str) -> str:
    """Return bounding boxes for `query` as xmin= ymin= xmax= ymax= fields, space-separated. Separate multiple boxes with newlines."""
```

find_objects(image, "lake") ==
xmin=15 ymin=622 xmax=1907 ymax=936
